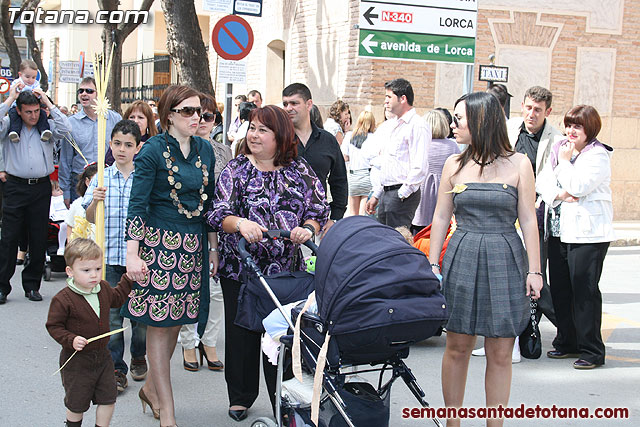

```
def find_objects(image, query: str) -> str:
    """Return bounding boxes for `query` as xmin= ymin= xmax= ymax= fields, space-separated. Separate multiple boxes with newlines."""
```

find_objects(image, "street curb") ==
xmin=611 ymin=238 xmax=639 ymax=247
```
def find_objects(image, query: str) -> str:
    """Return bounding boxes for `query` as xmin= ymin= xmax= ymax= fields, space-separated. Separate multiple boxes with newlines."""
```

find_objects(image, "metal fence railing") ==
xmin=121 ymin=55 xmax=179 ymax=104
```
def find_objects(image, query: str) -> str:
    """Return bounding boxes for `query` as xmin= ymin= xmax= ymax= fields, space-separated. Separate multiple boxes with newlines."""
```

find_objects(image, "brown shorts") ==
xmin=59 ymin=348 xmax=117 ymax=413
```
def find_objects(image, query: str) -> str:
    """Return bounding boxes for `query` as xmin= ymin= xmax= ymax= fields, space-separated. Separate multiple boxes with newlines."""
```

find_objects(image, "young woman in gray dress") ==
xmin=428 ymin=92 xmax=543 ymax=427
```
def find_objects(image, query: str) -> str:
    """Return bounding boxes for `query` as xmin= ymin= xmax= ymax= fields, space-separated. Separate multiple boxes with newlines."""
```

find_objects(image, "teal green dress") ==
xmin=123 ymin=132 xmax=215 ymax=329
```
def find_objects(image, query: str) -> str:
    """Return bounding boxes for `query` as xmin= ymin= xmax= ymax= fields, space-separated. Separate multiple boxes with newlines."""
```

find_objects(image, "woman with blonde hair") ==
xmin=411 ymin=110 xmax=460 ymax=233
xmin=341 ymin=110 xmax=376 ymax=215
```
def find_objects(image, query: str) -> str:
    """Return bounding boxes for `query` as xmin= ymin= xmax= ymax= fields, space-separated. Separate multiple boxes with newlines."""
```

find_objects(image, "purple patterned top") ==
xmin=206 ymin=155 xmax=329 ymax=281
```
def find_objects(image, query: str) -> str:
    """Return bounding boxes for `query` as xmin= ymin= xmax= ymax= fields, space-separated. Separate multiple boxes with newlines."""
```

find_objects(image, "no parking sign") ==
xmin=211 ymin=15 xmax=254 ymax=61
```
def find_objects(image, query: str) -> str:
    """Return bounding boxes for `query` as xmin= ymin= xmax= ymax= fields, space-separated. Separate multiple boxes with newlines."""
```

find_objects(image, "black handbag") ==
xmin=519 ymin=297 xmax=542 ymax=359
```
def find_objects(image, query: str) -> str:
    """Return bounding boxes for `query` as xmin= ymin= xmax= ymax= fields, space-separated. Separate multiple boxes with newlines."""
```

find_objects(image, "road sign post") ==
xmin=358 ymin=0 xmax=477 ymax=65
xmin=212 ymin=15 xmax=254 ymax=145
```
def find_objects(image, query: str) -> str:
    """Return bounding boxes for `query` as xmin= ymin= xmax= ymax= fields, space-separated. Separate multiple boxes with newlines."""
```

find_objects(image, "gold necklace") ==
xmin=163 ymin=133 xmax=209 ymax=219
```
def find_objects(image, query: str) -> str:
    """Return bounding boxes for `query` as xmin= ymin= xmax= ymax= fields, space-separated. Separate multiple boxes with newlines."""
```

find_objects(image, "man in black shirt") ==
xmin=508 ymin=86 xmax=564 ymax=347
xmin=507 ymin=86 xmax=563 ymax=177
xmin=282 ymin=83 xmax=347 ymax=236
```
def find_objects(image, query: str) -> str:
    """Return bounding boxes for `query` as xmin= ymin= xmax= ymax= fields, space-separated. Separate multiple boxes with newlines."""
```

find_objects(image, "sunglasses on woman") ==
xmin=170 ymin=106 xmax=201 ymax=117
xmin=200 ymin=112 xmax=215 ymax=123
xmin=77 ymin=88 xmax=96 ymax=95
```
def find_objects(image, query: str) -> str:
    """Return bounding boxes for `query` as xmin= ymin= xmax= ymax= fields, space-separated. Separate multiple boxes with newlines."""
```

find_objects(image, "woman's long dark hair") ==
xmin=454 ymin=92 xmax=514 ymax=175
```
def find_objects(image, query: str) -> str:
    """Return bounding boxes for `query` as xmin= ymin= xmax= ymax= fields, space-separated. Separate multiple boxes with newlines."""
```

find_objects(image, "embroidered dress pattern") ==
xmin=122 ymin=132 xmax=215 ymax=327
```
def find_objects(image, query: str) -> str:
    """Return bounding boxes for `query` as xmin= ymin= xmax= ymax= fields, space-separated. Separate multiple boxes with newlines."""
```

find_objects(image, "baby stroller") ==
xmin=43 ymin=219 xmax=66 ymax=281
xmin=237 ymin=217 xmax=448 ymax=427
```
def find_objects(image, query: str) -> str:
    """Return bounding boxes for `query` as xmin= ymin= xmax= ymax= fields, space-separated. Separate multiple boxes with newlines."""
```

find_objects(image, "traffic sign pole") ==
xmin=224 ymin=83 xmax=233 ymax=146
xmin=212 ymin=15 xmax=254 ymax=146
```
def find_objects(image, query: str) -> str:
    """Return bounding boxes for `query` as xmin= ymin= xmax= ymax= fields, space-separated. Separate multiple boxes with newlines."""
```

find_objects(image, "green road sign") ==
xmin=358 ymin=29 xmax=475 ymax=64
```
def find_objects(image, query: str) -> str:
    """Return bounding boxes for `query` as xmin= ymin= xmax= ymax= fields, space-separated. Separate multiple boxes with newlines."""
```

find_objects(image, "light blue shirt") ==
xmin=0 ymin=103 xmax=71 ymax=178
xmin=82 ymin=164 xmax=134 ymax=266
xmin=59 ymin=108 xmax=122 ymax=199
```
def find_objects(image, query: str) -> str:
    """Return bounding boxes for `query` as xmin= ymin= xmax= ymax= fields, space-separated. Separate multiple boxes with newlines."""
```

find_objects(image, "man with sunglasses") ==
xmin=59 ymin=77 xmax=122 ymax=208
xmin=0 ymin=83 xmax=71 ymax=304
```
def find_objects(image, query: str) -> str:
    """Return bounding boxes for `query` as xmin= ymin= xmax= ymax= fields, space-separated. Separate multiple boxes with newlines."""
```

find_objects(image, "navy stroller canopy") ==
xmin=315 ymin=216 xmax=446 ymax=337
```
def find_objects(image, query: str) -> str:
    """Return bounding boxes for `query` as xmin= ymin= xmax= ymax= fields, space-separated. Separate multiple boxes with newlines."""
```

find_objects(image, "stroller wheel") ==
xmin=251 ymin=417 xmax=278 ymax=427
xmin=43 ymin=265 xmax=52 ymax=281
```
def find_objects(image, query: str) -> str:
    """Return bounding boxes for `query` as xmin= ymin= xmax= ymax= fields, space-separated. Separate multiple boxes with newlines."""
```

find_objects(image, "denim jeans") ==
xmin=105 ymin=264 xmax=147 ymax=374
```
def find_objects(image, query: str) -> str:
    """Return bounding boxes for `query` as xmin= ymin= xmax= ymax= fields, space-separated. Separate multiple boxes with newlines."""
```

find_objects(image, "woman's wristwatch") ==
xmin=302 ymin=224 xmax=316 ymax=239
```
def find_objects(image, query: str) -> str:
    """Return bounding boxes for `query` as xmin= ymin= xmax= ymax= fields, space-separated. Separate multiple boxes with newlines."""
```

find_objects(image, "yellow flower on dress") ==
xmin=446 ymin=184 xmax=468 ymax=194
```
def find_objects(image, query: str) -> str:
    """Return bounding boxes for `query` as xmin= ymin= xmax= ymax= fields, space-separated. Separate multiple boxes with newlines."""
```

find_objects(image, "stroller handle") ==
xmin=237 ymin=229 xmax=319 ymax=265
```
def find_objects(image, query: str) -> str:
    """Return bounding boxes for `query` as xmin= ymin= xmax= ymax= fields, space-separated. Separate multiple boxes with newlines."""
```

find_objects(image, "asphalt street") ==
xmin=0 ymin=246 xmax=638 ymax=427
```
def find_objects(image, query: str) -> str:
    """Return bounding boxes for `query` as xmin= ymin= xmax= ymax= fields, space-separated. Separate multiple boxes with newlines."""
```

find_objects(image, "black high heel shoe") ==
xmin=198 ymin=342 xmax=224 ymax=371
xmin=228 ymin=408 xmax=248 ymax=421
xmin=182 ymin=348 xmax=199 ymax=372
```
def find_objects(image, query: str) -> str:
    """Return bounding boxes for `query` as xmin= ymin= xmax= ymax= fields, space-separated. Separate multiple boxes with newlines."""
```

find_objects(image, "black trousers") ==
xmin=0 ymin=177 xmax=51 ymax=295
xmin=220 ymin=277 xmax=292 ymax=411
xmin=547 ymin=237 xmax=609 ymax=365
xmin=535 ymin=232 xmax=557 ymax=324
xmin=377 ymin=188 xmax=421 ymax=229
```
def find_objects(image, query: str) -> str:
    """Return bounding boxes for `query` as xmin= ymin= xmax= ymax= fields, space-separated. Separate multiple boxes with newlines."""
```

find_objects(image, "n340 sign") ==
xmin=382 ymin=11 xmax=412 ymax=24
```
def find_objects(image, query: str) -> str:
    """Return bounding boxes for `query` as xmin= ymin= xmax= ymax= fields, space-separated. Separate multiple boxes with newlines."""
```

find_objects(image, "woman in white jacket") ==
xmin=536 ymin=105 xmax=615 ymax=370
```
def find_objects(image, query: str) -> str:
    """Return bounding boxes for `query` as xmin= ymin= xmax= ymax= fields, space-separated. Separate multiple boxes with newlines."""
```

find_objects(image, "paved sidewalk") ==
xmin=612 ymin=221 xmax=640 ymax=246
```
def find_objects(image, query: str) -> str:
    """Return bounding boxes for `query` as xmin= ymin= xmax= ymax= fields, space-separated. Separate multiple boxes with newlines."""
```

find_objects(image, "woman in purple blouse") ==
xmin=206 ymin=105 xmax=329 ymax=422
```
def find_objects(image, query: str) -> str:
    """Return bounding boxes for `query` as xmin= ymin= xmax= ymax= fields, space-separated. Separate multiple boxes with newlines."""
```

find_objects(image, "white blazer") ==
xmin=536 ymin=140 xmax=616 ymax=244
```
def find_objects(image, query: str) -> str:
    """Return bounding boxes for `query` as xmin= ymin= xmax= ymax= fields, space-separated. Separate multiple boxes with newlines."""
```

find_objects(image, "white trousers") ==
xmin=179 ymin=276 xmax=223 ymax=349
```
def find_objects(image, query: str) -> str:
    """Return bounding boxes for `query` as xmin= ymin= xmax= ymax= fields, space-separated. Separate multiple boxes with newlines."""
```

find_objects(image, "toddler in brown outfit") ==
xmin=46 ymin=238 xmax=134 ymax=427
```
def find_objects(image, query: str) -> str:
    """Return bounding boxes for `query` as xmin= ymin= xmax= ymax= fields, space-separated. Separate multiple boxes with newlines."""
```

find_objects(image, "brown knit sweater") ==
xmin=46 ymin=275 xmax=133 ymax=352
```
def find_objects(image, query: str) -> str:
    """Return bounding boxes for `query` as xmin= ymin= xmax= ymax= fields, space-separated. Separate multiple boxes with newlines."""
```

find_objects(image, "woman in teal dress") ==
xmin=125 ymin=85 xmax=216 ymax=427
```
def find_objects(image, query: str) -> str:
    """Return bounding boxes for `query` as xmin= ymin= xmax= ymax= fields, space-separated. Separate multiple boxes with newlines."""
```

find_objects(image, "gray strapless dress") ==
xmin=442 ymin=183 xmax=529 ymax=337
